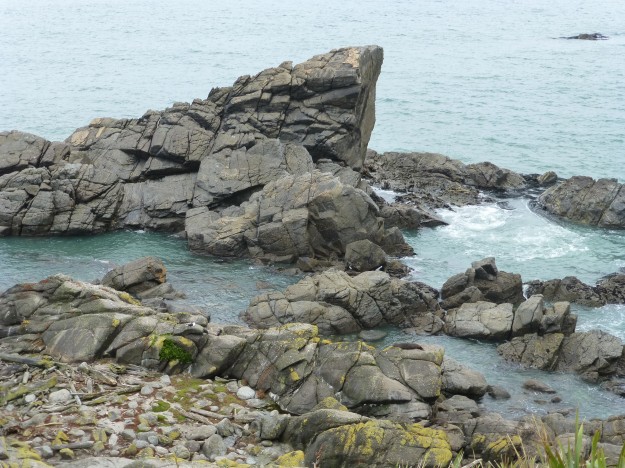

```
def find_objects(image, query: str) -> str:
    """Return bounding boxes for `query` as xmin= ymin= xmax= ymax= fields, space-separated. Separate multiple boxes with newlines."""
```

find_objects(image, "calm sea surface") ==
xmin=2 ymin=0 xmax=625 ymax=418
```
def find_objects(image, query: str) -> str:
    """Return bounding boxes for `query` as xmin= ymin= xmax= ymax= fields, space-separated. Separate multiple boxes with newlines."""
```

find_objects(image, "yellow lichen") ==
xmin=112 ymin=318 xmax=121 ymax=327
xmin=118 ymin=291 xmax=141 ymax=306
xmin=289 ymin=368 xmax=300 ymax=381
xmin=274 ymin=450 xmax=305 ymax=467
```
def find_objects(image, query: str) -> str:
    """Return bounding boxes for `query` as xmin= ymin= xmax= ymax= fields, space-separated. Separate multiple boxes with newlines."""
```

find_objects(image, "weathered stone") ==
xmin=512 ymin=294 xmax=543 ymax=336
xmin=441 ymin=359 xmax=488 ymax=397
xmin=537 ymin=176 xmax=625 ymax=228
xmin=345 ymin=239 xmax=387 ymax=272
xmin=497 ymin=333 xmax=564 ymax=370
xmin=101 ymin=257 xmax=167 ymax=295
xmin=243 ymin=269 xmax=440 ymax=334
xmin=441 ymin=258 xmax=523 ymax=309
xmin=523 ymin=379 xmax=556 ymax=394
xmin=444 ymin=302 xmax=513 ymax=341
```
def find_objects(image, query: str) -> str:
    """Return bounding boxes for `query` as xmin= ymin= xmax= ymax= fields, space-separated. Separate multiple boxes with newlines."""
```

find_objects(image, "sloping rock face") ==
xmin=0 ymin=47 xmax=396 ymax=261
xmin=527 ymin=273 xmax=625 ymax=307
xmin=537 ymin=176 xmax=625 ymax=228
xmin=243 ymin=269 xmax=442 ymax=334
xmin=365 ymin=150 xmax=526 ymax=211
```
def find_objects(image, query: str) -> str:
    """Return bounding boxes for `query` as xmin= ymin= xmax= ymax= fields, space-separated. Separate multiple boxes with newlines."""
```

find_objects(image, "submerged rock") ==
xmin=527 ymin=273 xmax=625 ymax=307
xmin=563 ymin=33 xmax=608 ymax=40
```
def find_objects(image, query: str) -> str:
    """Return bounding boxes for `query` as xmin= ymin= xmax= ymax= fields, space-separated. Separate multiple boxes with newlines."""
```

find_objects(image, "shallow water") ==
xmin=0 ymin=231 xmax=299 ymax=324
xmin=2 ymin=0 xmax=625 ymax=419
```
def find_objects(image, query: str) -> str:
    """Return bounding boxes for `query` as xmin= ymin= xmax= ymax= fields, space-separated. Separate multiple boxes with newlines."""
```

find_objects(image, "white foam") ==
xmin=371 ymin=187 xmax=399 ymax=204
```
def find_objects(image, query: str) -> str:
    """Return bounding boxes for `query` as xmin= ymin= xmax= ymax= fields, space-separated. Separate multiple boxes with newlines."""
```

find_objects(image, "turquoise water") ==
xmin=0 ymin=231 xmax=299 ymax=324
xmin=2 ymin=0 xmax=625 ymax=418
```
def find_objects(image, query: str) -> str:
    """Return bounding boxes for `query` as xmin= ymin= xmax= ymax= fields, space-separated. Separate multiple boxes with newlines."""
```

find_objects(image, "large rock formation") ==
xmin=0 ymin=47 xmax=407 ymax=262
xmin=536 ymin=176 xmax=625 ymax=228
xmin=243 ymin=268 xmax=442 ymax=334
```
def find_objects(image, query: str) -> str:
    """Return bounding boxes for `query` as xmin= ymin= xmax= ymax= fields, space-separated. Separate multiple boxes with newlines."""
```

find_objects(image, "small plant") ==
xmin=159 ymin=338 xmax=192 ymax=364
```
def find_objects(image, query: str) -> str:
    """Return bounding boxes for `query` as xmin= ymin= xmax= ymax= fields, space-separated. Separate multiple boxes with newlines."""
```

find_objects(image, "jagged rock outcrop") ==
xmin=537 ymin=176 xmax=625 ymax=228
xmin=440 ymin=257 xmax=524 ymax=309
xmin=527 ymin=273 xmax=625 ymax=307
xmin=101 ymin=256 xmax=167 ymax=295
xmin=242 ymin=269 xmax=442 ymax=334
xmin=365 ymin=150 xmax=526 ymax=212
xmin=0 ymin=47 xmax=398 ymax=263
xmin=185 ymin=170 xmax=411 ymax=261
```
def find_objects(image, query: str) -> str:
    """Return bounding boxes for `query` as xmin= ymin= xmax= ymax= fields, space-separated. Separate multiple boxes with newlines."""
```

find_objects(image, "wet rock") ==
xmin=487 ymin=385 xmax=511 ymax=400
xmin=523 ymin=379 xmax=556 ymax=394
xmin=365 ymin=151 xmax=525 ymax=214
xmin=564 ymin=33 xmax=608 ymax=40
xmin=538 ymin=171 xmax=558 ymax=186
xmin=101 ymin=257 xmax=167 ymax=295
xmin=537 ymin=176 xmax=625 ymax=228
xmin=358 ymin=329 xmax=388 ymax=342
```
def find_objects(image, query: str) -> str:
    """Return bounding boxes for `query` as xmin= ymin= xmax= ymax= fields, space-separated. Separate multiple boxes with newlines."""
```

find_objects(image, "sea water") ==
xmin=2 ymin=0 xmax=625 ymax=418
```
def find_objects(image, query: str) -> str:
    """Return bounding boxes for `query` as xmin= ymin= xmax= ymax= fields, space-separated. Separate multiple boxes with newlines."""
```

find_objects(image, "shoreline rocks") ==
xmin=536 ymin=176 xmax=625 ymax=228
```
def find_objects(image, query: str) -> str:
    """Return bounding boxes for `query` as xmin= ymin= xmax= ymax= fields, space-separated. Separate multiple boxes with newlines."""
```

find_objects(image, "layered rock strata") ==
xmin=0 ymin=47 xmax=410 ymax=262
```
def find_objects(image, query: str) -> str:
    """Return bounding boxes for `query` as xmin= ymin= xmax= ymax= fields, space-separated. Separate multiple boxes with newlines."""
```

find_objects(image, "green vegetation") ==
xmin=159 ymin=338 xmax=192 ymax=364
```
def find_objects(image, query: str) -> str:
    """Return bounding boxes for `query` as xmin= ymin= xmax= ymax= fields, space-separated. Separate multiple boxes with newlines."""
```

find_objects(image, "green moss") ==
xmin=152 ymin=400 xmax=171 ymax=412
xmin=159 ymin=338 xmax=192 ymax=364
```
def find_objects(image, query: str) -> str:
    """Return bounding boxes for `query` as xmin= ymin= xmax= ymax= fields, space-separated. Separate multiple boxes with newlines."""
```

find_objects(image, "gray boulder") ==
xmin=444 ymin=302 xmax=514 ymax=341
xmin=243 ymin=269 xmax=441 ymax=334
xmin=441 ymin=258 xmax=524 ymax=309
xmin=441 ymin=358 xmax=488 ymax=398
xmin=537 ymin=176 xmax=625 ymax=228
xmin=101 ymin=256 xmax=167 ymax=294
xmin=345 ymin=239 xmax=387 ymax=272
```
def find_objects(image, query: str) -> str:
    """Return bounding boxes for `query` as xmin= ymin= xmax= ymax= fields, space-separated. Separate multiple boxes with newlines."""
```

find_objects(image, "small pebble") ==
xmin=226 ymin=381 xmax=239 ymax=393
xmin=49 ymin=389 xmax=72 ymax=404
xmin=108 ymin=434 xmax=119 ymax=447
xmin=140 ymin=385 xmax=154 ymax=395
xmin=24 ymin=394 xmax=36 ymax=404
xmin=160 ymin=375 xmax=171 ymax=386
xmin=134 ymin=440 xmax=149 ymax=449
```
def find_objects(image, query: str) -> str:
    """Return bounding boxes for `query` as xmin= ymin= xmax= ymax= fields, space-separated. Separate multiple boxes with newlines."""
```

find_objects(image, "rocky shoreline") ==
xmin=2 ymin=46 xmax=625 ymax=466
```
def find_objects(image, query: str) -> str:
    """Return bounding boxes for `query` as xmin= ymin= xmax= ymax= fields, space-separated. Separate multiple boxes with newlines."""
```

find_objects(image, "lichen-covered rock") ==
xmin=302 ymin=419 xmax=453 ymax=468
xmin=243 ymin=269 xmax=441 ymax=334
xmin=537 ymin=176 xmax=625 ymax=228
